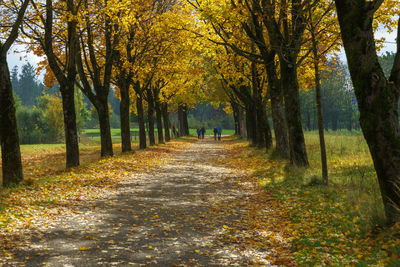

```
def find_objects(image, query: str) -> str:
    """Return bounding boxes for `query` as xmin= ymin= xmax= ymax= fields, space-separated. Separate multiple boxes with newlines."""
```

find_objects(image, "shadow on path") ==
xmin=8 ymin=138 xmax=272 ymax=266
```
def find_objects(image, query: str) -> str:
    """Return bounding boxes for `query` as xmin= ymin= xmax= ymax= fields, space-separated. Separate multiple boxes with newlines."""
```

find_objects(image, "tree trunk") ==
xmin=255 ymin=101 xmax=266 ymax=148
xmin=60 ymin=84 xmax=80 ymax=167
xmin=0 ymin=59 xmax=23 ymax=186
xmin=311 ymin=29 xmax=328 ymax=184
xmin=147 ymin=90 xmax=155 ymax=146
xmin=178 ymin=105 xmax=184 ymax=136
xmin=246 ymin=104 xmax=257 ymax=146
xmin=119 ymin=79 xmax=131 ymax=152
xmin=231 ymin=101 xmax=240 ymax=135
xmin=96 ymin=99 xmax=113 ymax=157
xmin=280 ymin=58 xmax=309 ymax=166
xmin=261 ymin=103 xmax=273 ymax=150
xmin=183 ymin=106 xmax=189 ymax=136
xmin=252 ymin=62 xmax=266 ymax=149
xmin=136 ymin=95 xmax=146 ymax=149
xmin=315 ymin=79 xmax=328 ymax=183
xmin=155 ymin=98 xmax=164 ymax=144
xmin=238 ymin=106 xmax=246 ymax=138
xmin=335 ymin=0 xmax=400 ymax=223
xmin=264 ymin=55 xmax=289 ymax=156
xmin=162 ymin=103 xmax=171 ymax=141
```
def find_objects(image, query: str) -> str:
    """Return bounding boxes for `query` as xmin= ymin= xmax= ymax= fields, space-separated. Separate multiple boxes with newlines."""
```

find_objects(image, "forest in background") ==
xmin=11 ymin=51 xmax=396 ymax=144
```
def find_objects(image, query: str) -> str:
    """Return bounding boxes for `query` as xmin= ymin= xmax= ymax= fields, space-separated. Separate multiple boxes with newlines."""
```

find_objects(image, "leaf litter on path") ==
xmin=1 ymin=138 xmax=293 ymax=266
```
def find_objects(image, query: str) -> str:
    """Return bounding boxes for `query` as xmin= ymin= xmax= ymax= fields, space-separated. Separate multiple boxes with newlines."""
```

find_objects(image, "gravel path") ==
xmin=7 ymin=138 xmax=273 ymax=266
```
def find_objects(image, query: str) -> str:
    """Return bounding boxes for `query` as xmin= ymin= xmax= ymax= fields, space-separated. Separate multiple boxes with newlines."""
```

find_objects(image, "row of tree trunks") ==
xmin=118 ymin=78 xmax=170 ymax=151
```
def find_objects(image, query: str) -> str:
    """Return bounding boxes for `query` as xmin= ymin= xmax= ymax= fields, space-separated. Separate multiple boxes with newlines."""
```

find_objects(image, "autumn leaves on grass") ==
xmin=0 ymin=142 xmax=188 ymax=261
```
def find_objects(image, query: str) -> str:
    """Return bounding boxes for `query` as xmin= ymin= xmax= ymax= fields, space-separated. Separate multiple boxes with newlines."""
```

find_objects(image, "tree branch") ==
xmin=2 ymin=0 xmax=30 ymax=56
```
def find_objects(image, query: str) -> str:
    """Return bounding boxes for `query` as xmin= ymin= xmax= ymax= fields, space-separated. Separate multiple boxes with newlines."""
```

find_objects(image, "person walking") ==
xmin=201 ymin=127 xmax=205 ymax=139
xmin=216 ymin=125 xmax=222 ymax=140
xmin=196 ymin=128 xmax=201 ymax=139
xmin=213 ymin=127 xmax=217 ymax=140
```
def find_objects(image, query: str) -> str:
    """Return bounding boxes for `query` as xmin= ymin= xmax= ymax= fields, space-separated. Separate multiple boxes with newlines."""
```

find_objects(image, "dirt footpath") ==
xmin=6 ymin=138 xmax=280 ymax=266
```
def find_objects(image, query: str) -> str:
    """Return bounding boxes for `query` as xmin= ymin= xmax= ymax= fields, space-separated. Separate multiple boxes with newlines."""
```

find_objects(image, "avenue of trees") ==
xmin=0 ymin=0 xmax=399 ymax=224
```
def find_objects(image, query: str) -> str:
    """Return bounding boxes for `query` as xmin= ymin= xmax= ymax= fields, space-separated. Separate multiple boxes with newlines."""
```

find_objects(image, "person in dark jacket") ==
xmin=201 ymin=127 xmax=205 ymax=139
xmin=213 ymin=127 xmax=218 ymax=140
xmin=216 ymin=125 xmax=222 ymax=140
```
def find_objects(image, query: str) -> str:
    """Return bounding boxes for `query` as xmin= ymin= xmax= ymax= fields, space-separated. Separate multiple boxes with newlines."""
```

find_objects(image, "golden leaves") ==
xmin=0 ymin=140 xmax=189 ymax=262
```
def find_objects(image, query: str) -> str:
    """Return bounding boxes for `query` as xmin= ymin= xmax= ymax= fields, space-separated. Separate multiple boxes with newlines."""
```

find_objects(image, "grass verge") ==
xmin=221 ymin=133 xmax=400 ymax=265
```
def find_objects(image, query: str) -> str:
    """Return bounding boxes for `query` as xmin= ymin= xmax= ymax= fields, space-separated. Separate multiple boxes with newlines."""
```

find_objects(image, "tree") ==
xmin=14 ymin=62 xmax=44 ymax=107
xmin=334 ymin=0 xmax=400 ymax=223
xmin=26 ymin=0 xmax=81 ymax=168
xmin=76 ymin=0 xmax=117 ymax=157
xmin=37 ymin=94 xmax=64 ymax=142
xmin=0 ymin=0 xmax=29 ymax=186
xmin=306 ymin=1 xmax=339 ymax=184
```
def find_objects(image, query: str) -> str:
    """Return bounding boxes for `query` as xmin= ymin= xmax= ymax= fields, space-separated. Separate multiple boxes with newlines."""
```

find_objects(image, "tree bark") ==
xmin=246 ymin=104 xmax=257 ymax=146
xmin=60 ymin=85 xmax=80 ymax=167
xmin=231 ymin=101 xmax=240 ymax=135
xmin=238 ymin=105 xmax=246 ymax=138
xmin=280 ymin=58 xmax=309 ymax=166
xmin=183 ymin=106 xmax=189 ymax=136
xmin=147 ymin=89 xmax=155 ymax=146
xmin=119 ymin=78 xmax=131 ymax=152
xmin=335 ymin=0 xmax=400 ymax=224
xmin=178 ymin=105 xmax=184 ymax=136
xmin=265 ymin=58 xmax=289 ymax=156
xmin=255 ymin=100 xmax=266 ymax=148
xmin=155 ymin=98 xmax=164 ymax=144
xmin=162 ymin=103 xmax=171 ymax=142
xmin=0 ymin=59 xmax=23 ymax=186
xmin=261 ymin=103 xmax=273 ymax=150
xmin=136 ymin=95 xmax=146 ymax=149
xmin=96 ymin=99 xmax=113 ymax=157
xmin=252 ymin=67 xmax=272 ymax=150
